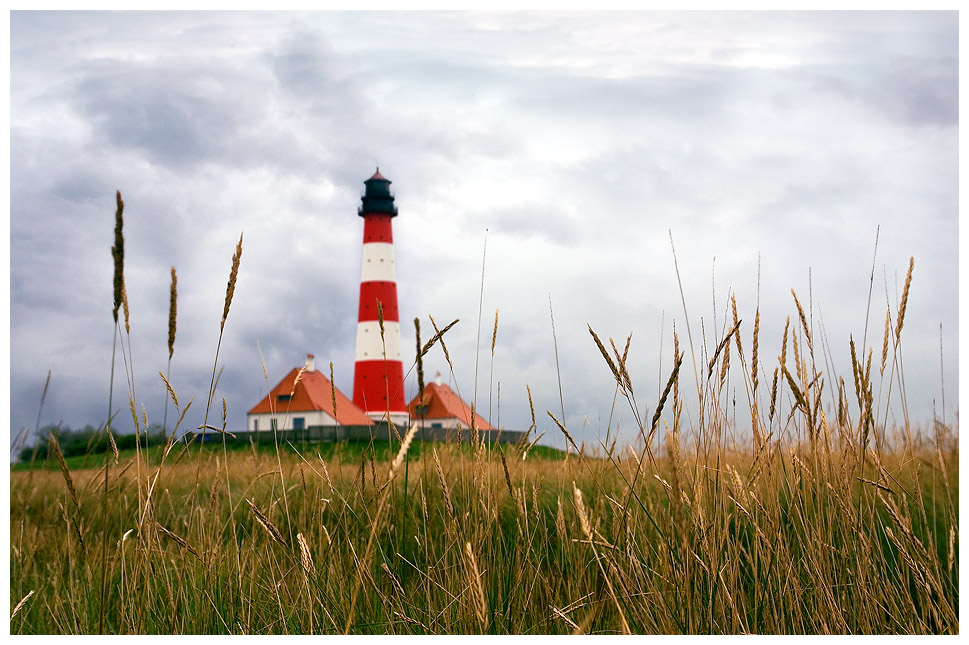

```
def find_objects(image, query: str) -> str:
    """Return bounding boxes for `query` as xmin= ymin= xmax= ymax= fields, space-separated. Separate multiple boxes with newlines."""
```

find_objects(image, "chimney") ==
xmin=435 ymin=370 xmax=442 ymax=386
xmin=305 ymin=353 xmax=315 ymax=372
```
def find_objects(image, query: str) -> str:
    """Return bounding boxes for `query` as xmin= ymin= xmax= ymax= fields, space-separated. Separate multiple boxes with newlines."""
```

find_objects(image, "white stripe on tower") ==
xmin=354 ymin=321 xmax=402 ymax=361
xmin=360 ymin=243 xmax=397 ymax=282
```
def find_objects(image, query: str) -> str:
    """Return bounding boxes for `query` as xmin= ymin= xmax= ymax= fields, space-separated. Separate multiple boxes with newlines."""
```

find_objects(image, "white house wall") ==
xmin=248 ymin=410 xmax=338 ymax=432
xmin=417 ymin=417 xmax=468 ymax=430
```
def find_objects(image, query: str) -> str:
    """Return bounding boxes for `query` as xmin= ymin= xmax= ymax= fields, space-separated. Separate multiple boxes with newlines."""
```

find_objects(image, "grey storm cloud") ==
xmin=8 ymin=11 xmax=958 ymax=456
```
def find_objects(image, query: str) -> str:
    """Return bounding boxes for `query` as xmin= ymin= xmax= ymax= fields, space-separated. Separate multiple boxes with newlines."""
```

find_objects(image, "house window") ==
xmin=271 ymin=418 xmax=278 ymax=431
xmin=432 ymin=422 xmax=443 ymax=429
xmin=252 ymin=418 xmax=258 ymax=431
xmin=277 ymin=394 xmax=292 ymax=403
xmin=293 ymin=417 xmax=305 ymax=430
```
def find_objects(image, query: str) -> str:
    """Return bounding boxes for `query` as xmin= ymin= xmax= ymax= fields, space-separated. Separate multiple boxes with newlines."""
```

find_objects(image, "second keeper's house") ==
xmin=407 ymin=372 xmax=493 ymax=431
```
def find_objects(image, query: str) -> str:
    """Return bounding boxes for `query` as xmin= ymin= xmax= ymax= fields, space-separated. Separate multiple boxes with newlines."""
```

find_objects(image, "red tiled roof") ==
xmin=248 ymin=367 xmax=373 ymax=426
xmin=406 ymin=381 xmax=492 ymax=430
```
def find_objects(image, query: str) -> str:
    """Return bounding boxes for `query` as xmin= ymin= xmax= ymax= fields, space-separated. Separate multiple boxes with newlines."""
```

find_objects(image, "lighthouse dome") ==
xmin=359 ymin=168 xmax=398 ymax=217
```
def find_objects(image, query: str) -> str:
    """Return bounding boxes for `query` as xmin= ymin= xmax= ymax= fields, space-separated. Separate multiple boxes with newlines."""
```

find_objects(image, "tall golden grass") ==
xmin=8 ymin=195 xmax=958 ymax=634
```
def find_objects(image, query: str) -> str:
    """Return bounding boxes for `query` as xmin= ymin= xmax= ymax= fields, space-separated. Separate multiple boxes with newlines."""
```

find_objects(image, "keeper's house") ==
xmin=247 ymin=354 xmax=373 ymax=439
xmin=407 ymin=373 xmax=492 ymax=432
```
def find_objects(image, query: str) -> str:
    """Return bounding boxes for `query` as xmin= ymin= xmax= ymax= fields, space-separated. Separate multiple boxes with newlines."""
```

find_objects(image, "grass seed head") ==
xmin=329 ymin=362 xmax=337 ymax=420
xmin=880 ymin=307 xmax=891 ymax=375
xmin=111 ymin=190 xmax=125 ymax=323
xmin=48 ymin=432 xmax=79 ymax=509
xmin=221 ymin=232 xmax=243 ymax=330
xmin=246 ymin=498 xmax=287 ymax=548
xmin=894 ymin=256 xmax=914 ymax=342
xmin=121 ymin=282 xmax=130 ymax=334
xmin=297 ymin=532 xmax=314 ymax=575
xmin=491 ymin=308 xmax=499 ymax=356
xmin=168 ymin=266 xmax=177 ymax=359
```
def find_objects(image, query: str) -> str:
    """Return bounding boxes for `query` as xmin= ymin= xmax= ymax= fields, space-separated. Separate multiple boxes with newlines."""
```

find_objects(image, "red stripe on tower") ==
xmin=352 ymin=169 xmax=409 ymax=426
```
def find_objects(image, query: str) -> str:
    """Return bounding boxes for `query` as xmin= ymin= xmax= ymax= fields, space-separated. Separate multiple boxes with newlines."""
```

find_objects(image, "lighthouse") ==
xmin=352 ymin=169 xmax=409 ymax=426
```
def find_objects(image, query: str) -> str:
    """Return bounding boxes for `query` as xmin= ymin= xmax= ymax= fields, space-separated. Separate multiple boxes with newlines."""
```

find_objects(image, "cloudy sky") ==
xmin=8 ymin=10 xmax=958 ymax=453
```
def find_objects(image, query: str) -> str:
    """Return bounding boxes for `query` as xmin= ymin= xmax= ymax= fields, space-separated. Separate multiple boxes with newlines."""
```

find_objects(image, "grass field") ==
xmin=9 ymin=193 xmax=958 ymax=634
xmin=9 ymin=425 xmax=959 ymax=634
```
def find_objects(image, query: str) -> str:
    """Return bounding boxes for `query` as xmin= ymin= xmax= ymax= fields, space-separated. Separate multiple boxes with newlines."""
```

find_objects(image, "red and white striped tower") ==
xmin=352 ymin=169 xmax=409 ymax=426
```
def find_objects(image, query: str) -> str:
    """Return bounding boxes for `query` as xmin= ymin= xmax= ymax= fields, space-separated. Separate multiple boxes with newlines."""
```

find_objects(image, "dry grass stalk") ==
xmin=751 ymin=307 xmax=760 ymax=391
xmin=246 ymin=498 xmax=287 ymax=548
xmin=665 ymin=419 xmax=686 ymax=534
xmin=491 ymin=308 xmax=499 ymax=355
xmin=571 ymin=481 xmax=631 ymax=634
xmin=317 ymin=454 xmax=333 ymax=491
xmin=609 ymin=334 xmax=634 ymax=394
xmin=516 ymin=383 xmax=538 ymax=453
xmin=48 ymin=432 xmax=79 ymax=509
xmin=155 ymin=522 xmax=202 ymax=562
xmin=550 ymin=604 xmax=581 ymax=632
xmin=707 ymin=322 xmax=739 ymax=379
xmin=197 ymin=423 xmax=236 ymax=439
xmin=111 ymin=190 xmax=124 ymax=323
xmin=850 ymin=337 xmax=863 ymax=408
xmin=462 ymin=542 xmax=489 ymax=629
xmin=791 ymin=329 xmax=803 ymax=385
xmin=120 ymin=283 xmax=130 ymax=334
xmin=880 ymin=308 xmax=891 ymax=375
xmin=791 ymin=289 xmax=812 ymax=352
xmin=106 ymin=427 xmax=119 ymax=462
xmin=58 ymin=499 xmax=84 ymax=550
xmin=783 ymin=366 xmax=809 ymax=417
xmin=257 ymin=340 xmax=269 ymax=381
xmin=894 ymin=257 xmax=914 ymax=342
xmin=329 ymin=361 xmax=337 ymax=420
xmin=381 ymin=562 xmax=405 ymax=600
xmin=588 ymin=325 xmax=622 ymax=387
xmin=731 ymin=294 xmax=744 ymax=358
xmin=779 ymin=316 xmax=790 ymax=370
xmin=572 ymin=482 xmax=592 ymax=540
xmin=428 ymin=315 xmax=455 ymax=371
xmin=749 ymin=311 xmax=763 ymax=441
xmin=499 ymin=445 xmax=514 ymax=497
xmin=555 ymin=496 xmax=568 ymax=541
xmin=947 ymin=526 xmax=956 ymax=573
xmin=718 ymin=337 xmax=731 ymax=388
xmin=650 ymin=351 xmax=683 ymax=439
xmin=388 ymin=423 xmax=418 ymax=481
xmin=548 ymin=411 xmax=580 ymax=455
xmin=221 ymin=233 xmax=243 ymax=330
xmin=672 ymin=328 xmax=681 ymax=408
xmin=376 ymin=300 xmax=385 ymax=343
xmin=297 ymin=532 xmax=314 ymax=575
xmin=522 ymin=430 xmax=546 ymax=461
xmin=422 ymin=317 xmax=459 ymax=357
xmin=128 ymin=393 xmax=139 ymax=436
xmin=414 ymin=317 xmax=425 ymax=406
xmin=11 ymin=590 xmax=35 ymax=621
xmin=527 ymin=384 xmax=536 ymax=431
xmin=167 ymin=267 xmax=177 ymax=359
xmin=290 ymin=365 xmax=307 ymax=397
xmin=433 ymin=448 xmax=454 ymax=517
